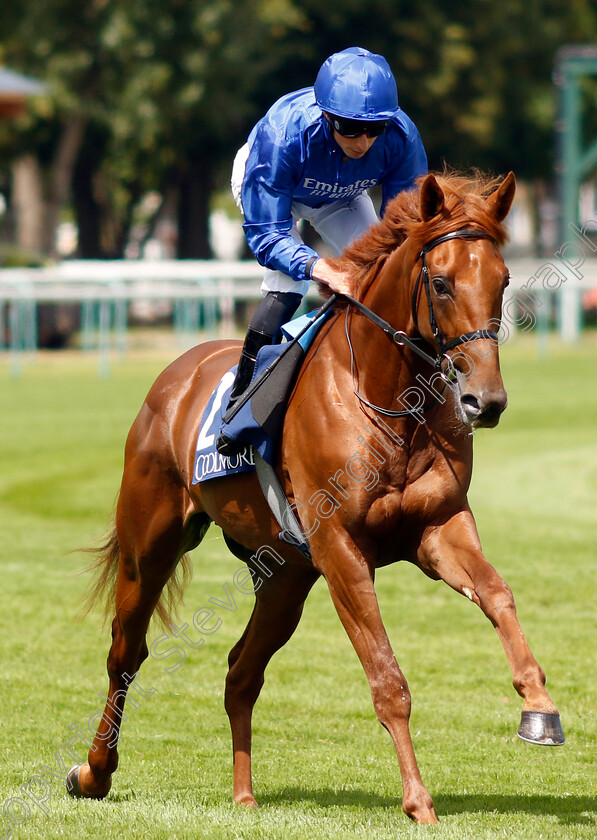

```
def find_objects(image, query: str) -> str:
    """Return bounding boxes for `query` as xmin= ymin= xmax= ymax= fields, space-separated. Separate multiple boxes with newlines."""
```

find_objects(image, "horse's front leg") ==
xmin=418 ymin=509 xmax=564 ymax=745
xmin=317 ymin=533 xmax=438 ymax=825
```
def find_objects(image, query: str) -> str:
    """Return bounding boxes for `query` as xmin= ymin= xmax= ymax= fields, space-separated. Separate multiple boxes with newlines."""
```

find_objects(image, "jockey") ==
xmin=217 ymin=46 xmax=427 ymax=455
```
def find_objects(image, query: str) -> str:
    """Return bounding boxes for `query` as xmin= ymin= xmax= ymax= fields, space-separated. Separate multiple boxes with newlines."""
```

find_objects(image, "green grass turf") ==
xmin=0 ymin=334 xmax=595 ymax=839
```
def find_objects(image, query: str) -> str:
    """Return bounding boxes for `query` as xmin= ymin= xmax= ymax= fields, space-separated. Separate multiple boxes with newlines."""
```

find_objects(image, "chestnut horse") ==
xmin=69 ymin=171 xmax=563 ymax=824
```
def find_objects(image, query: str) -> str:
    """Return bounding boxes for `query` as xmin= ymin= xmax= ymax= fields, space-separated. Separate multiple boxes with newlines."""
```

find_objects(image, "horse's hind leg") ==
xmin=224 ymin=561 xmax=319 ymax=807
xmin=418 ymin=510 xmax=564 ymax=744
xmin=70 ymin=566 xmax=168 ymax=798
xmin=69 ymin=478 xmax=208 ymax=799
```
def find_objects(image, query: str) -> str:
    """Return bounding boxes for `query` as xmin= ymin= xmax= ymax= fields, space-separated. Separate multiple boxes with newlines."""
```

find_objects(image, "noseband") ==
xmin=341 ymin=228 xmax=501 ymax=418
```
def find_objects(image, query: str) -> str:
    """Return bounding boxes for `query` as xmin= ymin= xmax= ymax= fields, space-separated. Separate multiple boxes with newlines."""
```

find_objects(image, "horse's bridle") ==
xmin=341 ymin=228 xmax=501 ymax=418
xmin=412 ymin=229 xmax=499 ymax=360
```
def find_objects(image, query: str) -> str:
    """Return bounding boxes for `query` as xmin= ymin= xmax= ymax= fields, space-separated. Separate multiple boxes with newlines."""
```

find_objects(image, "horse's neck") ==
xmin=315 ymin=245 xmax=463 ymax=449
xmin=346 ymin=247 xmax=425 ymax=410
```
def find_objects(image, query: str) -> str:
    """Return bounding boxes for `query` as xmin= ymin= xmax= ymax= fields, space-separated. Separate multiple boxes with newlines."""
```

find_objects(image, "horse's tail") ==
xmin=78 ymin=519 xmax=192 ymax=630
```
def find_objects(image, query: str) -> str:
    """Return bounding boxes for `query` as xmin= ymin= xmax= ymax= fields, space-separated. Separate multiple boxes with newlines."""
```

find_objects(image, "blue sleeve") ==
xmin=380 ymin=118 xmax=428 ymax=215
xmin=241 ymin=124 xmax=319 ymax=282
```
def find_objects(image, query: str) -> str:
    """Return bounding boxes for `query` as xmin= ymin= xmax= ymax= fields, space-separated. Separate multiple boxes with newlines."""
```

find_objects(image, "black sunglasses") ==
xmin=328 ymin=115 xmax=388 ymax=138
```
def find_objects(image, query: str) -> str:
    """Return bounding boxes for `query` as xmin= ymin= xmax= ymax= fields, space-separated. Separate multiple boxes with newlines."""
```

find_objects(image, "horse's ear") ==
xmin=486 ymin=171 xmax=516 ymax=222
xmin=419 ymin=174 xmax=445 ymax=221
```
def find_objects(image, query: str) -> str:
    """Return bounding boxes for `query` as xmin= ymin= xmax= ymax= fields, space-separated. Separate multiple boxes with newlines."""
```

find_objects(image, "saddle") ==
xmin=192 ymin=299 xmax=336 ymax=557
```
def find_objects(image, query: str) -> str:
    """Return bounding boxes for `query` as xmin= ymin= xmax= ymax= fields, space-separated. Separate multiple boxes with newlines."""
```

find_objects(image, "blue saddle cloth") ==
xmin=192 ymin=308 xmax=330 ymax=485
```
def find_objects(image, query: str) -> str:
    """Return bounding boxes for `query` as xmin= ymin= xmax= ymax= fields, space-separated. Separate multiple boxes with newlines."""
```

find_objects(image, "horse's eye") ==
xmin=432 ymin=277 xmax=450 ymax=296
xmin=503 ymin=274 xmax=511 ymax=288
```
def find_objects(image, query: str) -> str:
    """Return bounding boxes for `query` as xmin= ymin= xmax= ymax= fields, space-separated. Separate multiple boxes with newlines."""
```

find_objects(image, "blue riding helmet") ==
xmin=314 ymin=47 xmax=399 ymax=121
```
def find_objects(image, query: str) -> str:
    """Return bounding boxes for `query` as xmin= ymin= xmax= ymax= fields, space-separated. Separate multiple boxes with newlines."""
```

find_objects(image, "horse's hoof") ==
xmin=66 ymin=764 xmax=110 ymax=799
xmin=234 ymin=793 xmax=259 ymax=808
xmin=66 ymin=765 xmax=85 ymax=798
xmin=406 ymin=809 xmax=439 ymax=825
xmin=402 ymin=790 xmax=438 ymax=824
xmin=517 ymin=711 xmax=565 ymax=746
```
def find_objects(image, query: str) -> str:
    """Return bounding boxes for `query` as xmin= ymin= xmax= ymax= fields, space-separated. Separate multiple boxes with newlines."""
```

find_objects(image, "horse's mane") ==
xmin=335 ymin=170 xmax=511 ymax=291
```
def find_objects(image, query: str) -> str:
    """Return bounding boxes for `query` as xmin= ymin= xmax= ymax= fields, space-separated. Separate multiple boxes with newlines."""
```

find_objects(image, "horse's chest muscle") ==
xmin=402 ymin=453 xmax=469 ymax=519
xmin=365 ymin=449 xmax=468 ymax=534
xmin=365 ymin=491 xmax=404 ymax=533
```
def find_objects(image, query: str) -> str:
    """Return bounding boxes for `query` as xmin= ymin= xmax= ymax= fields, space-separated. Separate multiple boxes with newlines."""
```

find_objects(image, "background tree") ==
xmin=1 ymin=0 xmax=596 ymax=259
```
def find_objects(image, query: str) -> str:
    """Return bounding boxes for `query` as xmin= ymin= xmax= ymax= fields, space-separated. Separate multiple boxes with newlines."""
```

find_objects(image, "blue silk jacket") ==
xmin=241 ymin=87 xmax=427 ymax=282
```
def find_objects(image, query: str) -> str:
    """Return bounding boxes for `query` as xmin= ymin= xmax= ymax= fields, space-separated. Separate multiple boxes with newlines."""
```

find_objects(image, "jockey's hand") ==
xmin=311 ymin=258 xmax=353 ymax=297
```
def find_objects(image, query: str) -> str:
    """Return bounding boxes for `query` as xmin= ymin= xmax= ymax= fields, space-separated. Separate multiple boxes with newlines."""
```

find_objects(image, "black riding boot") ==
xmin=226 ymin=327 xmax=271 ymax=415
xmin=215 ymin=329 xmax=271 ymax=455
xmin=215 ymin=291 xmax=302 ymax=456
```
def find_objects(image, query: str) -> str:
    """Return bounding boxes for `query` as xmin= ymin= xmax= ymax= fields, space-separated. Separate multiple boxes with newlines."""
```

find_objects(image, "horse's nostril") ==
xmin=479 ymin=401 xmax=503 ymax=427
xmin=460 ymin=394 xmax=481 ymax=414
xmin=460 ymin=392 xmax=506 ymax=428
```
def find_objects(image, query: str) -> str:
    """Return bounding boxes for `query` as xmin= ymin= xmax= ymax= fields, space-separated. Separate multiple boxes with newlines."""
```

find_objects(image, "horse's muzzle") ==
xmin=459 ymin=389 xmax=508 ymax=428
